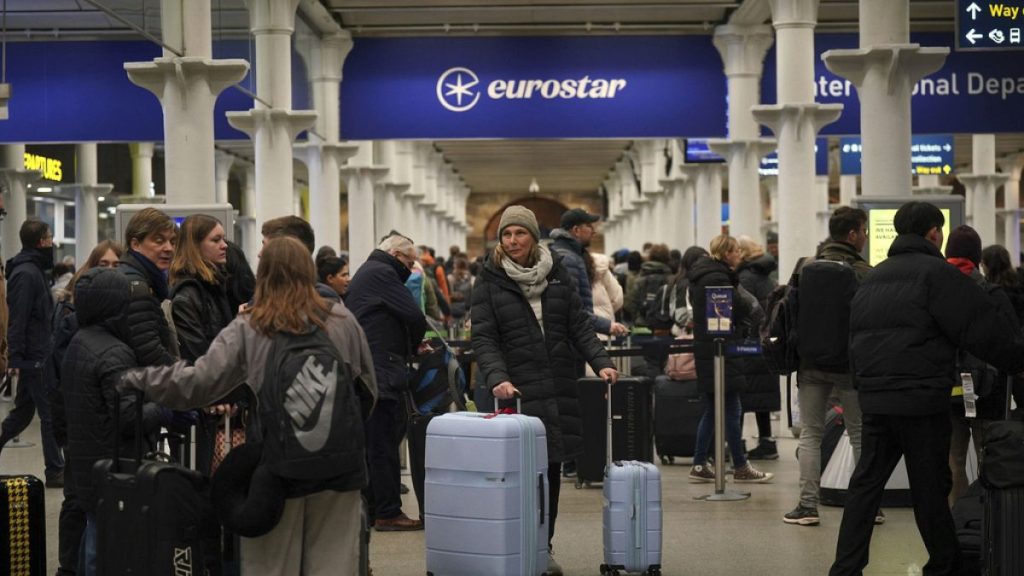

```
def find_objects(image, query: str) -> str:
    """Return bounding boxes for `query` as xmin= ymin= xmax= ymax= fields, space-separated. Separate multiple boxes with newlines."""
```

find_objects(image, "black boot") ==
xmin=747 ymin=438 xmax=779 ymax=460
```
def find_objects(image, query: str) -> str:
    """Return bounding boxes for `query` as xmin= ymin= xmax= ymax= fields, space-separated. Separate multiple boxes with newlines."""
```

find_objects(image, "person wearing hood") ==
xmin=625 ymin=243 xmax=674 ymax=328
xmin=686 ymin=234 xmax=773 ymax=484
xmin=346 ymin=232 xmax=427 ymax=531
xmin=119 ymin=208 xmax=178 ymax=367
xmin=472 ymin=205 xmax=617 ymax=576
xmin=0 ymin=219 xmax=65 ymax=487
xmin=62 ymin=267 xmax=167 ymax=575
xmin=590 ymin=252 xmax=623 ymax=343
xmin=735 ymin=236 xmax=781 ymax=461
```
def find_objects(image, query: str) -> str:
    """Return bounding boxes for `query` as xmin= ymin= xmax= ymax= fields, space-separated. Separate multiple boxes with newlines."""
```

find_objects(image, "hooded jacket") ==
xmin=736 ymin=254 xmax=778 ymax=305
xmin=120 ymin=251 xmax=176 ymax=367
xmin=590 ymin=253 xmax=623 ymax=340
xmin=850 ymin=234 xmax=1024 ymax=416
xmin=687 ymin=256 xmax=753 ymax=395
xmin=7 ymin=249 xmax=54 ymax=368
xmin=63 ymin=268 xmax=164 ymax=511
xmin=549 ymin=228 xmax=612 ymax=335
xmin=345 ymin=249 xmax=427 ymax=401
xmin=626 ymin=260 xmax=674 ymax=327
xmin=119 ymin=301 xmax=378 ymax=495
xmin=170 ymin=272 xmax=236 ymax=363
xmin=471 ymin=252 xmax=613 ymax=462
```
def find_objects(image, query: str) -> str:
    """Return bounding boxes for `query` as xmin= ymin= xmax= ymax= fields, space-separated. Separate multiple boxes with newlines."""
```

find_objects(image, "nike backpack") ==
xmin=259 ymin=326 xmax=364 ymax=480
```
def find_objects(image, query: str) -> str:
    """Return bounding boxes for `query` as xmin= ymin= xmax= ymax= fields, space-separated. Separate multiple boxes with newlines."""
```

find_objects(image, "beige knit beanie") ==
xmin=497 ymin=205 xmax=540 ymax=241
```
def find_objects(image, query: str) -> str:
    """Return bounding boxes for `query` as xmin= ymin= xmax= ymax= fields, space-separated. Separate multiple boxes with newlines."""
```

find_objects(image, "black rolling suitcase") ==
xmin=94 ymin=391 xmax=210 ymax=576
xmin=1 ymin=475 xmax=46 ymax=575
xmin=653 ymin=375 xmax=701 ymax=463
xmin=575 ymin=377 xmax=653 ymax=488
xmin=979 ymin=376 xmax=1024 ymax=576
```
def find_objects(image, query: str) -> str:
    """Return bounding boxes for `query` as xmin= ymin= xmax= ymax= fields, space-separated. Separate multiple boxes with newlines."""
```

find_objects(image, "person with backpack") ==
xmin=118 ymin=236 xmax=378 ymax=576
xmin=830 ymin=202 xmax=1024 ymax=576
xmin=784 ymin=206 xmax=874 ymax=527
xmin=625 ymin=243 xmax=675 ymax=377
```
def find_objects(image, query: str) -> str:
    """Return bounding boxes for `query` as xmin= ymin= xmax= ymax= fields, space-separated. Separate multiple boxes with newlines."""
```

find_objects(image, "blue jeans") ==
xmin=78 ymin=513 xmax=97 ymax=576
xmin=693 ymin=391 xmax=747 ymax=469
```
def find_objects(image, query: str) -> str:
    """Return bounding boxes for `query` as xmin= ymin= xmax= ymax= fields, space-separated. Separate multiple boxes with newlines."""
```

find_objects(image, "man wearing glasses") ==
xmin=346 ymin=231 xmax=427 ymax=531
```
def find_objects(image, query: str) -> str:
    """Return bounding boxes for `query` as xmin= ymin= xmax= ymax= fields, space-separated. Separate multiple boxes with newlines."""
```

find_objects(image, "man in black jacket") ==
xmin=0 ymin=219 xmax=64 ymax=486
xmin=346 ymin=232 xmax=427 ymax=530
xmin=120 ymin=207 xmax=177 ymax=367
xmin=830 ymin=202 xmax=1024 ymax=576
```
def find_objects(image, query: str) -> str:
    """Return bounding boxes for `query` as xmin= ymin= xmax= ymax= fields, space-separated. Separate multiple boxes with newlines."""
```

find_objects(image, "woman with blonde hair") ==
xmin=118 ymin=236 xmax=377 ymax=575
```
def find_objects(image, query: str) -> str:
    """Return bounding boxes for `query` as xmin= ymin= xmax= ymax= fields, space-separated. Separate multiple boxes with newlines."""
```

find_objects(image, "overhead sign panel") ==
xmin=340 ymin=36 xmax=728 ymax=140
xmin=957 ymin=0 xmax=1024 ymax=50
xmin=757 ymin=139 xmax=830 ymax=176
xmin=838 ymin=135 xmax=954 ymax=176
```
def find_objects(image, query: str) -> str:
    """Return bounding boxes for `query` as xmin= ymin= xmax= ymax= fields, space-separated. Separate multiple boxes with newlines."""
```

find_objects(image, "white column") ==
xmin=341 ymin=142 xmax=387 ymax=273
xmin=709 ymin=24 xmax=775 ymax=241
xmin=839 ymin=175 xmax=858 ymax=206
xmin=694 ymin=165 xmax=724 ymax=250
xmin=961 ymin=135 xmax=1007 ymax=247
xmin=0 ymin=145 xmax=36 ymax=263
xmin=661 ymin=177 xmax=692 ymax=251
xmin=124 ymin=0 xmax=248 ymax=205
xmin=816 ymin=176 xmax=831 ymax=242
xmin=70 ymin=143 xmax=105 ymax=265
xmin=214 ymin=151 xmax=234 ymax=205
xmin=823 ymin=0 xmax=947 ymax=199
xmin=239 ymin=165 xmax=259 ymax=261
xmin=753 ymin=0 xmax=843 ymax=278
xmin=999 ymin=155 xmax=1023 ymax=266
xmin=227 ymin=0 xmax=317 ymax=226
xmin=296 ymin=30 xmax=352 ymax=143
xmin=130 ymin=142 xmax=155 ymax=198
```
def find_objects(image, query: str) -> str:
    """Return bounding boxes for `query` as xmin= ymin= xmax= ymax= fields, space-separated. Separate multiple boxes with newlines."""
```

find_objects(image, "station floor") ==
xmin=1 ymin=413 xmax=935 ymax=575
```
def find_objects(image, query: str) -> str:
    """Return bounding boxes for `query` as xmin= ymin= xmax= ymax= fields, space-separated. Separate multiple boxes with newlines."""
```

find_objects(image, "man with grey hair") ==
xmin=346 ymin=231 xmax=426 ymax=530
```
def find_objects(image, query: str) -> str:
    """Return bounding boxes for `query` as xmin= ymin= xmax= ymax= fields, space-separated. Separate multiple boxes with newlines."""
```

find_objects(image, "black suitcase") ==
xmin=94 ymin=391 xmax=210 ymax=576
xmin=575 ymin=377 xmax=653 ymax=488
xmin=653 ymin=375 xmax=701 ymax=463
xmin=1 ymin=475 xmax=46 ymax=575
xmin=983 ymin=486 xmax=1024 ymax=576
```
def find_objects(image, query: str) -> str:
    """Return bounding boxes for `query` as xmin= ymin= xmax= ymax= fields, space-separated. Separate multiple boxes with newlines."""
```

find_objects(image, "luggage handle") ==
xmin=537 ymin=473 xmax=545 ymax=527
xmin=494 ymin=389 xmax=522 ymax=414
xmin=1006 ymin=374 xmax=1015 ymax=421
xmin=606 ymin=378 xmax=613 ymax=469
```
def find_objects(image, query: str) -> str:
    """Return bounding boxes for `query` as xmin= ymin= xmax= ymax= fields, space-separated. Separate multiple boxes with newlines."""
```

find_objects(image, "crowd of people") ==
xmin=0 ymin=198 xmax=1021 ymax=575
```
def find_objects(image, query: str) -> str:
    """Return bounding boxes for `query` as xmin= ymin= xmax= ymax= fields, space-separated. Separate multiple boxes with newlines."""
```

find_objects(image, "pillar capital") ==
xmin=54 ymin=183 xmax=114 ymax=197
xmin=752 ymin=103 xmax=843 ymax=141
xmin=707 ymin=139 xmax=778 ymax=170
xmin=294 ymin=142 xmax=361 ymax=167
xmin=227 ymin=109 xmax=318 ymax=141
xmin=245 ymin=0 xmax=301 ymax=34
xmin=998 ymin=154 xmax=1024 ymax=180
xmin=714 ymin=24 xmax=775 ymax=78
xmin=768 ymin=0 xmax=820 ymax=30
xmin=125 ymin=57 xmax=249 ymax=105
xmin=339 ymin=166 xmax=389 ymax=181
xmin=297 ymin=29 xmax=353 ymax=84
xmin=822 ymin=45 xmax=948 ymax=90
xmin=959 ymin=174 xmax=1010 ymax=188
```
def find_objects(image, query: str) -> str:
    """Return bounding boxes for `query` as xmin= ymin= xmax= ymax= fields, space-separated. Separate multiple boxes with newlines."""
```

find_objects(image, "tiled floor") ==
xmin=0 ymin=408 xmax=934 ymax=575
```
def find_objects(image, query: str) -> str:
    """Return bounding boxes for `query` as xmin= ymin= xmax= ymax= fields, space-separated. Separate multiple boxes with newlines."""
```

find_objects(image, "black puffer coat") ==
xmin=6 ymin=249 xmax=54 ymax=368
xmin=736 ymin=255 xmax=778 ymax=304
xmin=737 ymin=256 xmax=780 ymax=413
xmin=472 ymin=252 xmax=613 ymax=463
xmin=170 ymin=273 xmax=235 ymax=363
xmin=687 ymin=256 xmax=753 ymax=395
xmin=64 ymin=268 xmax=164 ymax=511
xmin=850 ymin=234 xmax=1024 ymax=416
xmin=120 ymin=251 xmax=175 ymax=366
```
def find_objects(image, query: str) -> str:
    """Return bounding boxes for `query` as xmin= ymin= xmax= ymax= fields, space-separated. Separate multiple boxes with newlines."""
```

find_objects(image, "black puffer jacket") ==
xmin=687 ymin=257 xmax=753 ymax=395
xmin=627 ymin=261 xmax=674 ymax=328
xmin=63 ymin=268 xmax=164 ymax=511
xmin=170 ymin=273 xmax=235 ymax=363
xmin=850 ymin=234 xmax=1024 ymax=416
xmin=737 ymin=255 xmax=778 ymax=305
xmin=120 ymin=251 xmax=175 ymax=367
xmin=472 ymin=252 xmax=613 ymax=463
xmin=346 ymin=249 xmax=427 ymax=401
xmin=6 ymin=249 xmax=54 ymax=368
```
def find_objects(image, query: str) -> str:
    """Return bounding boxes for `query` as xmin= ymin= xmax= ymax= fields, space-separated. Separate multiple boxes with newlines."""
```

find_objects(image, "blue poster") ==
xmin=340 ymin=36 xmax=728 ymax=139
xmin=705 ymin=286 xmax=734 ymax=336
xmin=839 ymin=134 xmax=954 ymax=175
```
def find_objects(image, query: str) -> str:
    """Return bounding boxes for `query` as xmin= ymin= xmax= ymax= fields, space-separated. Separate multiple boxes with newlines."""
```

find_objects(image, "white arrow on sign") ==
xmin=967 ymin=2 xmax=982 ymax=20
xmin=966 ymin=28 xmax=983 ymax=44
xmin=943 ymin=143 xmax=952 ymax=152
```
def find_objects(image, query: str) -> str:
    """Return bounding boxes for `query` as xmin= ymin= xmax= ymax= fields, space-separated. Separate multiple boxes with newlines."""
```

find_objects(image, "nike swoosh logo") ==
xmin=287 ymin=355 xmax=338 ymax=453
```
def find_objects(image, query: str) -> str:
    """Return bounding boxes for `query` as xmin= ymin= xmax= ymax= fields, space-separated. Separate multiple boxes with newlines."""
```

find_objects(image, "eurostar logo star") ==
xmin=437 ymin=67 xmax=481 ymax=112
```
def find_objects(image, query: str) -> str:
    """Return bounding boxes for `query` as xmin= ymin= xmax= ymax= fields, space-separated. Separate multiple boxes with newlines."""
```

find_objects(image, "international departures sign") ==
xmin=956 ymin=0 xmax=1024 ymax=50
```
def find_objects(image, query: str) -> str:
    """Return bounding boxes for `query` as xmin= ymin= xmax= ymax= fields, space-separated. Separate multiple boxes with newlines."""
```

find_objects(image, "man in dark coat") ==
xmin=0 ymin=219 xmax=64 ymax=486
xmin=830 ymin=202 xmax=1024 ymax=575
xmin=346 ymin=232 xmax=427 ymax=531
xmin=119 ymin=207 xmax=178 ymax=367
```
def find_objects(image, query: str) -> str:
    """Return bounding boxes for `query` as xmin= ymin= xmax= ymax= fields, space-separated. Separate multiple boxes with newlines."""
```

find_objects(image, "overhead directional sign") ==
xmin=758 ymin=139 xmax=829 ymax=176
xmin=839 ymin=135 xmax=954 ymax=176
xmin=957 ymin=0 xmax=1024 ymax=50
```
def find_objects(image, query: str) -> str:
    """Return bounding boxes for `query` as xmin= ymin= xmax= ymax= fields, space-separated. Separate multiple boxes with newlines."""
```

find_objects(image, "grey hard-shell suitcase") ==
xmin=600 ymin=379 xmax=663 ymax=576
xmin=424 ymin=397 xmax=549 ymax=576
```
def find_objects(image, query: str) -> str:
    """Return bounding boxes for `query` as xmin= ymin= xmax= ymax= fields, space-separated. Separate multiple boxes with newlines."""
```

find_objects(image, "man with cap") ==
xmin=830 ymin=202 xmax=1024 ymax=575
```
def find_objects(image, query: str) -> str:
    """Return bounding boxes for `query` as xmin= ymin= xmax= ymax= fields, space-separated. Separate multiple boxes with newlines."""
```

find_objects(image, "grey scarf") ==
xmin=501 ymin=244 xmax=553 ymax=300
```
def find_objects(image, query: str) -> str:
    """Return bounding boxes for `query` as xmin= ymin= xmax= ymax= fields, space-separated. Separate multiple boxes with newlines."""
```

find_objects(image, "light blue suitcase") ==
xmin=424 ymin=402 xmax=549 ymax=576
xmin=600 ymin=380 xmax=663 ymax=576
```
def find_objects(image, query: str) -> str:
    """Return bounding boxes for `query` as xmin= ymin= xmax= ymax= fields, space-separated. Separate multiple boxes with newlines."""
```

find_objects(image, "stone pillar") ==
xmin=0 ymin=145 xmax=37 ymax=263
xmin=839 ymin=174 xmax=858 ymax=206
xmin=694 ymin=165 xmax=724 ymax=250
xmin=753 ymin=0 xmax=843 ymax=277
xmin=341 ymin=142 xmax=387 ymax=273
xmin=295 ymin=143 xmax=358 ymax=250
xmin=214 ymin=151 xmax=234 ymax=205
xmin=823 ymin=0 xmax=947 ymax=199
xmin=67 ymin=143 xmax=109 ymax=265
xmin=227 ymin=0 xmax=317 ymax=226
xmin=239 ymin=165 xmax=259 ymax=261
xmin=998 ymin=155 xmax=1023 ymax=266
xmin=130 ymin=142 xmax=155 ymax=198
xmin=709 ymin=24 xmax=775 ymax=240
xmin=661 ymin=177 xmax=691 ymax=251
xmin=124 ymin=0 xmax=248 ymax=205
xmin=960 ymin=135 xmax=1008 ymax=247
xmin=816 ymin=176 xmax=831 ymax=242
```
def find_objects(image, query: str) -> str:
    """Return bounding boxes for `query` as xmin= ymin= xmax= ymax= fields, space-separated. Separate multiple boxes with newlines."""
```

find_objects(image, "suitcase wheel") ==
xmin=647 ymin=567 xmax=662 ymax=576
xmin=600 ymin=564 xmax=618 ymax=576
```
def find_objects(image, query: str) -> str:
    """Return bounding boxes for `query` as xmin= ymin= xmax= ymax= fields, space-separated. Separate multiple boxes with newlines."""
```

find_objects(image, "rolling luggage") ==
xmin=600 ymin=380 xmax=662 ymax=576
xmin=94 ymin=391 xmax=210 ymax=576
xmin=653 ymin=375 xmax=701 ymax=462
xmin=577 ymin=377 xmax=653 ymax=487
xmin=1 ymin=475 xmax=46 ymax=575
xmin=424 ymin=397 xmax=549 ymax=576
xmin=980 ymin=376 xmax=1024 ymax=576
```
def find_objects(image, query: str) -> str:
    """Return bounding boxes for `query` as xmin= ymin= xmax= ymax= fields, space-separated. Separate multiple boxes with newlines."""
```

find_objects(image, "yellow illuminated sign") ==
xmin=23 ymin=153 xmax=63 ymax=182
xmin=868 ymin=208 xmax=951 ymax=266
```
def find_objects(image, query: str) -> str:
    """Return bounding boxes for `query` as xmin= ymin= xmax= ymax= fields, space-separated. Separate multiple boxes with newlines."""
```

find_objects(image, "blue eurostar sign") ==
xmin=956 ymin=0 xmax=1024 ymax=50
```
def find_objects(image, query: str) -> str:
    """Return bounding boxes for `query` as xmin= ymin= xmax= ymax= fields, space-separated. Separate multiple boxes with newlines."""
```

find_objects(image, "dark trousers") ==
xmin=0 ymin=366 xmax=65 ymax=478
xmin=830 ymin=412 xmax=960 ymax=576
xmin=364 ymin=398 xmax=407 ymax=521
xmin=57 ymin=455 xmax=86 ymax=575
xmin=548 ymin=461 xmax=562 ymax=549
xmin=754 ymin=411 xmax=772 ymax=438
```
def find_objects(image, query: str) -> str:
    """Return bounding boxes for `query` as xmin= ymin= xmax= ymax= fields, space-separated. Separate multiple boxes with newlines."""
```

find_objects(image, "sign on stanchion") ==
xmin=0 ymin=374 xmax=35 ymax=448
xmin=697 ymin=286 xmax=749 ymax=502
